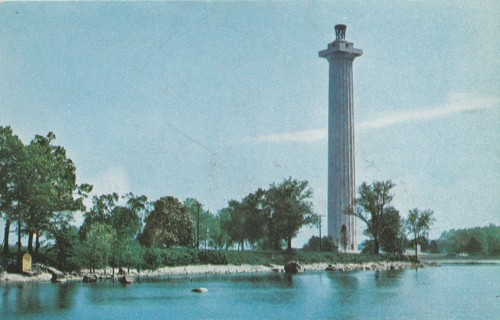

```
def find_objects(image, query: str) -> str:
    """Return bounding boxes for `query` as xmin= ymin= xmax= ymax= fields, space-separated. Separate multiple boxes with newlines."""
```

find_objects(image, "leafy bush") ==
xmin=198 ymin=250 xmax=228 ymax=265
xmin=224 ymin=250 xmax=286 ymax=265
xmin=162 ymin=249 xmax=198 ymax=266
xmin=302 ymin=236 xmax=338 ymax=252
xmin=143 ymin=248 xmax=164 ymax=270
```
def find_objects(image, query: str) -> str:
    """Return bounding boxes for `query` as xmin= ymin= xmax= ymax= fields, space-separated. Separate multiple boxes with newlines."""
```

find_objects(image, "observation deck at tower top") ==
xmin=319 ymin=24 xmax=363 ymax=59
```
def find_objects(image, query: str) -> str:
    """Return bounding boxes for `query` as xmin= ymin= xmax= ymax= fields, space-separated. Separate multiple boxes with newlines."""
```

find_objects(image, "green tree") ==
xmin=119 ymin=238 xmax=143 ymax=273
xmin=263 ymin=177 xmax=316 ymax=251
xmin=212 ymin=208 xmax=232 ymax=250
xmin=429 ymin=240 xmax=439 ymax=253
xmin=200 ymin=211 xmax=217 ymax=250
xmin=241 ymin=189 xmax=267 ymax=249
xmin=465 ymin=237 xmax=482 ymax=255
xmin=379 ymin=208 xmax=406 ymax=255
xmin=221 ymin=200 xmax=247 ymax=250
xmin=109 ymin=206 xmax=140 ymax=272
xmin=12 ymin=132 xmax=91 ymax=253
xmin=80 ymin=222 xmax=115 ymax=273
xmin=361 ymin=240 xmax=376 ymax=254
xmin=405 ymin=208 xmax=435 ymax=260
xmin=50 ymin=225 xmax=84 ymax=271
xmin=108 ymin=193 xmax=147 ymax=273
xmin=184 ymin=198 xmax=214 ymax=249
xmin=0 ymin=126 xmax=24 ymax=253
xmin=439 ymin=228 xmax=469 ymax=254
xmin=110 ymin=206 xmax=142 ymax=240
xmin=139 ymin=196 xmax=194 ymax=248
xmin=347 ymin=180 xmax=397 ymax=254
xmin=80 ymin=193 xmax=119 ymax=240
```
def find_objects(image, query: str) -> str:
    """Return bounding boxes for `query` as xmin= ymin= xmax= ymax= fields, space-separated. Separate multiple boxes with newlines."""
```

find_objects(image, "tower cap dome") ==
xmin=334 ymin=24 xmax=347 ymax=40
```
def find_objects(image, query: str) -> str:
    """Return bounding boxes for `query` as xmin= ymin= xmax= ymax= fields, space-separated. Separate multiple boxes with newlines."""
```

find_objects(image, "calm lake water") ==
xmin=1 ymin=264 xmax=499 ymax=319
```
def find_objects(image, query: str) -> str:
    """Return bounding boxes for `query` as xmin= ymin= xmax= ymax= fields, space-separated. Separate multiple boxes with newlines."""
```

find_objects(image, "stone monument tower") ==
xmin=319 ymin=25 xmax=362 ymax=251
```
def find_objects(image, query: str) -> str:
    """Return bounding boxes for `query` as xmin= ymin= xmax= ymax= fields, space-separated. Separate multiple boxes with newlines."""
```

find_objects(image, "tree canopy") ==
xmin=139 ymin=196 xmax=194 ymax=248
xmin=0 ymin=126 xmax=24 ymax=253
xmin=348 ymin=180 xmax=399 ymax=254
xmin=405 ymin=208 xmax=434 ymax=260
xmin=218 ymin=178 xmax=316 ymax=251
xmin=379 ymin=208 xmax=405 ymax=255
xmin=263 ymin=177 xmax=316 ymax=251
xmin=1 ymin=129 xmax=91 ymax=254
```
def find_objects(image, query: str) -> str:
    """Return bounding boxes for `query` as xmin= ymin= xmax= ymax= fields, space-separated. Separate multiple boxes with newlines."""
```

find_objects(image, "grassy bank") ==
xmin=225 ymin=250 xmax=405 ymax=266
xmin=140 ymin=248 xmax=409 ymax=268
xmin=1 ymin=248 xmax=408 ymax=273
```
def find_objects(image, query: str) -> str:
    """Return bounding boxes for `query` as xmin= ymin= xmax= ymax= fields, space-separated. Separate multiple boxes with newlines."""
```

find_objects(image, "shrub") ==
xmin=302 ymin=236 xmax=338 ymax=252
xmin=163 ymin=249 xmax=198 ymax=266
xmin=198 ymin=250 xmax=228 ymax=265
xmin=143 ymin=248 xmax=164 ymax=270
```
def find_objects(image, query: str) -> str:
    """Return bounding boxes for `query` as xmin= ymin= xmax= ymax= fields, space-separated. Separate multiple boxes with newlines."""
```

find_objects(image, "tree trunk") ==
xmin=274 ymin=239 xmax=280 ymax=251
xmin=374 ymin=238 xmax=380 ymax=254
xmin=17 ymin=218 xmax=22 ymax=253
xmin=241 ymin=240 xmax=244 ymax=251
xmin=27 ymin=231 xmax=34 ymax=253
xmin=287 ymin=235 xmax=292 ymax=252
xmin=35 ymin=231 xmax=40 ymax=254
xmin=414 ymin=236 xmax=418 ymax=261
xmin=3 ymin=218 xmax=11 ymax=254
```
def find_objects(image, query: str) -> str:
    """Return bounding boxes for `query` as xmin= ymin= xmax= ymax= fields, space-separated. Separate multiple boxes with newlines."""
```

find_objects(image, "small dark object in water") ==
xmin=192 ymin=287 xmax=208 ymax=293
xmin=119 ymin=276 xmax=134 ymax=284
xmin=51 ymin=274 xmax=67 ymax=283
xmin=83 ymin=274 xmax=98 ymax=283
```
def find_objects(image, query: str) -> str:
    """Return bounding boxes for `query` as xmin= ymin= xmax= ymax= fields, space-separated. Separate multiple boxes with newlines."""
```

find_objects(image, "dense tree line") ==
xmin=216 ymin=179 xmax=316 ymax=251
xmin=13 ymin=126 xmax=492 ymax=272
xmin=136 ymin=178 xmax=316 ymax=252
xmin=438 ymin=224 xmax=500 ymax=256
xmin=52 ymin=178 xmax=317 ymax=272
xmin=1 ymin=126 xmax=319 ymax=272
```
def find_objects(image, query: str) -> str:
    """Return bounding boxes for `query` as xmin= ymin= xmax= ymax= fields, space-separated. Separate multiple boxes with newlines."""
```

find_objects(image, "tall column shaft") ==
xmin=328 ymin=57 xmax=356 ymax=250
xmin=319 ymin=25 xmax=362 ymax=251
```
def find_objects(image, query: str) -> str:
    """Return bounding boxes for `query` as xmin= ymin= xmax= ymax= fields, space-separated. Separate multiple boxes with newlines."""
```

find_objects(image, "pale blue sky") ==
xmin=1 ymin=1 xmax=498 ymax=246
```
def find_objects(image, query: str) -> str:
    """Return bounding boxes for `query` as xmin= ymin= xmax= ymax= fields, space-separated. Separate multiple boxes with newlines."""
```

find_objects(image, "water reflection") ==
xmin=334 ymin=272 xmax=360 ymax=289
xmin=55 ymin=282 xmax=77 ymax=310
xmin=325 ymin=270 xmax=360 ymax=289
xmin=1 ymin=266 xmax=498 ymax=319
xmin=325 ymin=271 xmax=360 ymax=306
xmin=374 ymin=269 xmax=404 ymax=288
xmin=230 ymin=273 xmax=289 ymax=286
xmin=17 ymin=283 xmax=42 ymax=314
xmin=0 ymin=282 xmax=77 ymax=318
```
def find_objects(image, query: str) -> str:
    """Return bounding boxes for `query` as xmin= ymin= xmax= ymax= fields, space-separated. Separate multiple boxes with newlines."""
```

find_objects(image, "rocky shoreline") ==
xmin=0 ymin=261 xmax=426 ymax=284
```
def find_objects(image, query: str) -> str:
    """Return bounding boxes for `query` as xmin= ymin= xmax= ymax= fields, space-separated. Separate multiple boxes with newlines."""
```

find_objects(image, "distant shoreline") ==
xmin=418 ymin=254 xmax=500 ymax=265
xmin=419 ymin=259 xmax=500 ymax=265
